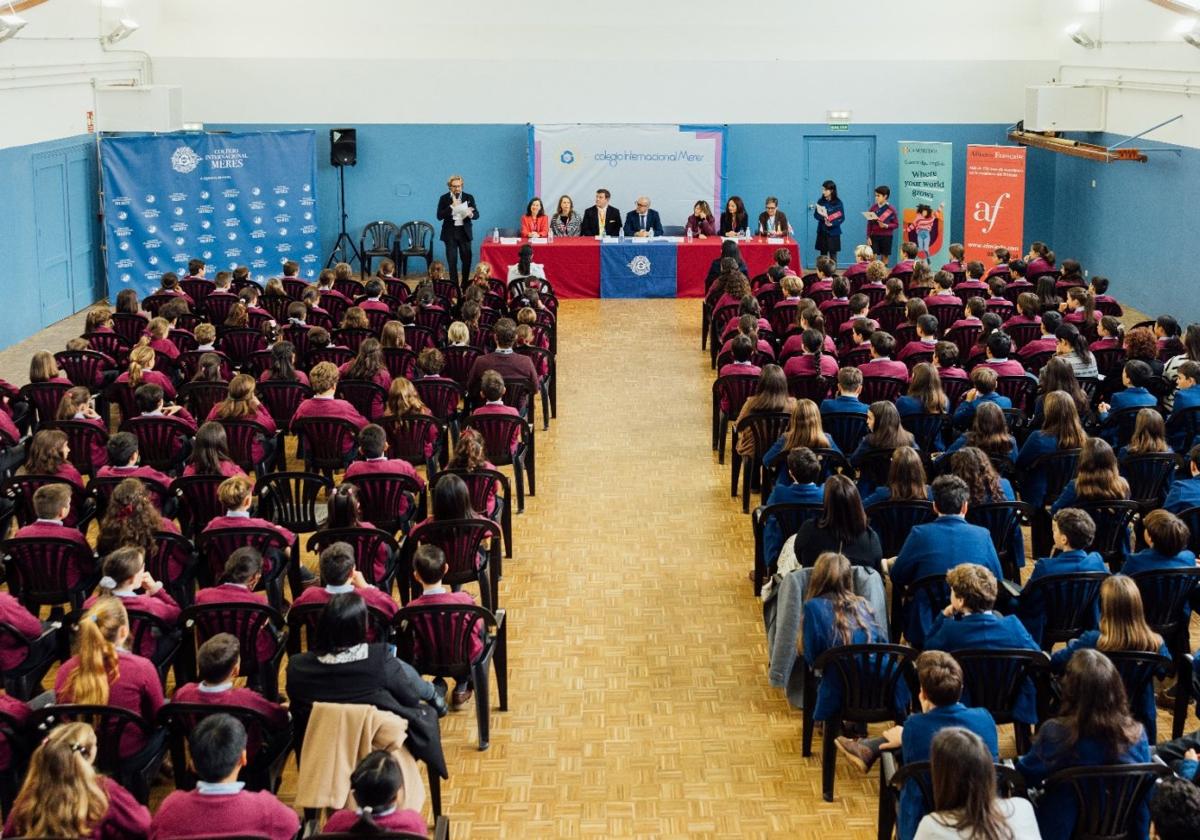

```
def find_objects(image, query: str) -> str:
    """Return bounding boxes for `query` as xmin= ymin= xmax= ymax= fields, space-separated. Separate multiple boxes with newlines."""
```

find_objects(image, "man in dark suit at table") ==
xmin=756 ymin=196 xmax=790 ymax=237
xmin=623 ymin=196 xmax=663 ymax=238
xmin=436 ymin=173 xmax=479 ymax=286
xmin=580 ymin=188 xmax=622 ymax=237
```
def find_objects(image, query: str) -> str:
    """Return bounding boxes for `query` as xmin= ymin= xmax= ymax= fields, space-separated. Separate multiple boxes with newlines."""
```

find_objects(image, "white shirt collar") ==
xmin=226 ymin=510 xmax=251 ymax=519
xmin=324 ymin=583 xmax=355 ymax=594
xmin=197 ymin=781 xmax=245 ymax=795
xmin=198 ymin=681 xmax=233 ymax=693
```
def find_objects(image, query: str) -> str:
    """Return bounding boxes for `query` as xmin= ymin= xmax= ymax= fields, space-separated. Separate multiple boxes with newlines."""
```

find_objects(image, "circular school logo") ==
xmin=170 ymin=146 xmax=201 ymax=174
xmin=560 ymin=150 xmax=575 ymax=165
xmin=628 ymin=255 xmax=651 ymax=276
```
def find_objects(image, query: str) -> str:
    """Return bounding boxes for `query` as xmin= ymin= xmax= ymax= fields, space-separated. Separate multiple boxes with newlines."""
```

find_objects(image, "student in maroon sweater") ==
xmin=202 ymin=476 xmax=297 ymax=579
xmin=292 ymin=540 xmax=399 ymax=623
xmin=718 ymin=335 xmax=763 ymax=387
xmin=19 ymin=428 xmax=86 ymax=520
xmin=194 ymin=548 xmax=283 ymax=664
xmin=953 ymin=260 xmax=990 ymax=297
xmin=0 ymin=590 xmax=53 ymax=674
xmin=470 ymin=370 xmax=523 ymax=454
xmin=54 ymin=385 xmax=109 ymax=470
xmin=934 ymin=341 xmax=970 ymax=383
xmin=206 ymin=373 xmax=279 ymax=469
xmin=55 ymin=597 xmax=165 ymax=760
xmin=316 ymin=485 xmax=397 ymax=587
xmin=782 ymin=329 xmax=839 ymax=379
xmin=151 ymin=713 xmax=299 ymax=840
xmin=116 ymin=343 xmax=177 ymax=400
xmin=181 ymin=422 xmax=246 ymax=479
xmin=338 ymin=338 xmax=392 ymax=419
xmin=410 ymin=544 xmax=485 ymax=708
xmin=466 ymin=317 xmax=541 ymax=399
xmin=171 ymin=633 xmax=290 ymax=765
xmin=3 ymin=721 xmax=151 ymax=840
xmin=897 ymin=315 xmax=941 ymax=364
xmin=1017 ymin=310 xmax=1063 ymax=360
xmin=344 ymin=423 xmax=425 ymax=519
xmin=12 ymin=483 xmax=93 ymax=587
xmin=133 ymin=383 xmax=198 ymax=469
xmin=923 ymin=271 xmax=962 ymax=307
xmin=0 ymin=690 xmax=30 ymax=774
xmin=291 ymin=361 xmax=370 ymax=458
xmin=322 ymin=750 xmax=427 ymax=836
xmin=976 ymin=331 xmax=1026 ymax=377
xmin=858 ymin=332 xmax=910 ymax=383
xmin=96 ymin=430 xmax=172 ymax=487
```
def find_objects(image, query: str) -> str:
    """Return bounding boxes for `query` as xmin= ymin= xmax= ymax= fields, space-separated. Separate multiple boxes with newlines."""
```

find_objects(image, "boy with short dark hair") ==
xmin=977 ymin=331 xmax=1024 ymax=377
xmin=359 ymin=279 xmax=389 ymax=313
xmin=409 ymin=544 xmax=484 ymax=709
xmin=859 ymin=331 xmax=909 ymax=382
xmin=96 ymin=431 xmax=172 ymax=487
xmin=866 ymin=186 xmax=897 ymax=264
xmin=760 ymin=447 xmax=825 ymax=565
xmin=953 ymin=260 xmax=989 ymax=296
xmin=172 ymin=633 xmax=289 ymax=728
xmin=1090 ymin=275 xmax=1122 ymax=316
xmin=1169 ymin=360 xmax=1200 ymax=449
xmin=891 ymin=241 xmax=919 ymax=276
xmin=292 ymin=541 xmax=398 ymax=620
xmin=718 ymin=334 xmax=762 ymax=381
xmin=952 ymin=366 xmax=1012 ymax=428
xmin=344 ymin=423 xmax=424 ymax=488
xmin=934 ymin=340 xmax=968 ymax=382
xmin=1017 ymin=508 xmax=1108 ymax=641
xmin=923 ymin=271 xmax=961 ymax=307
xmin=1122 ymin=509 xmax=1197 ymax=573
xmin=897 ymin=315 xmax=940 ymax=363
xmin=820 ymin=367 xmax=868 ymax=416
xmin=12 ymin=483 xmax=92 ymax=585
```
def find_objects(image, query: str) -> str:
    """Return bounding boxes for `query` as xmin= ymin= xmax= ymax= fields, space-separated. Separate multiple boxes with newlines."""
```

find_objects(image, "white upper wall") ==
xmin=1046 ymin=0 xmax=1200 ymax=147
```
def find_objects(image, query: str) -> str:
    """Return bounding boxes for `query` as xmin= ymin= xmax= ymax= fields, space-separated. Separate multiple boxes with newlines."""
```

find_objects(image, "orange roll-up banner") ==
xmin=963 ymin=145 xmax=1026 ymax=264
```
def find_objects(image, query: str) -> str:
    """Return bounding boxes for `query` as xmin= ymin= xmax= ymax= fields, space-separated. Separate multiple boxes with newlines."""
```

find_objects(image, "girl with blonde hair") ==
xmin=208 ymin=373 xmax=278 ymax=469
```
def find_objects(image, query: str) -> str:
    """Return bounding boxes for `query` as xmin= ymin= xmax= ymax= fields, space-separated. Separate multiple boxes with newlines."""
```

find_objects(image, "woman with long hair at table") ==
xmin=549 ymin=194 xmax=581 ymax=237
xmin=519 ymin=196 xmax=548 ymax=239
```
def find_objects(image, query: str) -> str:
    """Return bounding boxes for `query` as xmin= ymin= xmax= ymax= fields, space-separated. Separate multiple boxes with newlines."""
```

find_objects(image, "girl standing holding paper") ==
xmin=813 ymin=180 xmax=844 ymax=263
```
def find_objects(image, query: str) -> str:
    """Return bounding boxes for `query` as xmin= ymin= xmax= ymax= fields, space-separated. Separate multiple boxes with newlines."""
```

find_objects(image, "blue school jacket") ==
xmin=1015 ymin=432 xmax=1062 ymax=508
xmin=1018 ymin=550 xmax=1108 ymax=642
xmin=1163 ymin=476 xmax=1200 ymax=513
xmin=1099 ymin=387 xmax=1157 ymax=444
xmin=820 ymin=395 xmax=868 ymax=416
xmin=762 ymin=435 xmax=840 ymax=487
xmin=1050 ymin=632 xmax=1170 ymax=741
xmin=952 ymin=391 xmax=1012 ymax=429
xmin=761 ymin=481 xmax=824 ymax=568
xmin=802 ymin=596 xmax=896 ymax=721
xmin=1168 ymin=384 xmax=1200 ymax=449
xmin=942 ymin=434 xmax=1018 ymax=463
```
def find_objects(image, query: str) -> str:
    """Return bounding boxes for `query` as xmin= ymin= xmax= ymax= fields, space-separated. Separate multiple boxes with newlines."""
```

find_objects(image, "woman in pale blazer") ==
xmin=549 ymin=195 xmax=581 ymax=237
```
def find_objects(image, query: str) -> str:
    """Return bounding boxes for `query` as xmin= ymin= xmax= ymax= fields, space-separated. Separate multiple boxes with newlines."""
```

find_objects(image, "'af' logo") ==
xmin=973 ymin=193 xmax=1010 ymax=235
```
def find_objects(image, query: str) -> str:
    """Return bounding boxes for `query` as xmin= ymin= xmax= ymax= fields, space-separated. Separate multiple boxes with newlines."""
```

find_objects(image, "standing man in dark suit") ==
xmin=623 ymin=196 xmax=664 ymax=238
xmin=579 ymin=188 xmax=621 ymax=237
xmin=436 ymin=173 xmax=479 ymax=287
xmin=756 ymin=196 xmax=790 ymax=237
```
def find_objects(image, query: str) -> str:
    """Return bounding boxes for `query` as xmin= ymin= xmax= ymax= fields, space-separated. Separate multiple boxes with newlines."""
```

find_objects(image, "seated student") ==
xmin=142 ymin=317 xmax=181 ymax=362
xmin=849 ymin=401 xmax=918 ymax=490
xmin=12 ymin=483 xmax=92 ymax=583
xmin=207 ymin=373 xmax=279 ymax=469
xmin=886 ymin=476 xmax=1004 ymax=647
xmin=764 ymin=399 xmax=840 ymax=485
xmin=820 ymin=366 xmax=868 ymax=417
xmin=953 ymin=260 xmax=990 ymax=296
xmin=415 ymin=347 xmax=458 ymax=386
xmin=202 ymin=476 xmax=296 ymax=576
xmin=984 ymin=247 xmax=1010 ymax=279
xmin=84 ymin=545 xmax=181 ymax=633
xmin=471 ymin=369 xmax=523 ymax=454
xmin=795 ymin=475 xmax=883 ymax=573
xmin=975 ymin=331 xmax=1024 ymax=377
xmin=947 ymin=297 xmax=986 ymax=334
xmin=408 ymin=543 xmax=486 ymax=708
xmin=1168 ymin=360 xmax=1200 ymax=449
xmin=182 ymin=421 xmax=246 ymax=479
xmin=782 ymin=329 xmax=839 ymax=379
xmin=1051 ymin=575 xmax=1169 ymax=740
xmin=835 ymin=651 xmax=999 ymax=840
xmin=1121 ymin=508 xmax=1197 ymax=576
xmin=807 ymin=256 xmax=836 ymax=296
xmin=854 ymin=334 xmax=907 ymax=385
xmin=951 ymin=367 xmax=1011 ymax=430
xmin=1051 ymin=438 xmax=1131 ymax=519
xmin=718 ymin=334 xmax=762 ymax=382
xmin=948 ymin=445 xmax=1022 ymax=560
xmin=1018 ymin=507 xmax=1108 ymax=641
xmin=984 ymin=276 xmax=1012 ymax=316
xmin=290 ymin=361 xmax=370 ymax=455
xmin=383 ymin=377 xmax=440 ymax=460
xmin=0 ymin=583 xmax=53 ymax=680
xmin=1096 ymin=360 xmax=1158 ymax=444
xmin=27 ymin=349 xmax=72 ymax=390
xmin=358 ymin=278 xmax=390 ymax=313
xmin=804 ymin=551 xmax=898 ymax=723
xmin=719 ymin=312 xmax=775 ymax=359
xmin=1089 ymin=274 xmax=1121 ymax=315
xmin=1150 ymin=779 xmax=1200 ymax=840
xmin=1089 ymin=315 xmax=1124 ymax=354
xmin=941 ymin=401 xmax=1018 ymax=464
xmin=3 ymin=721 xmax=151 ymax=840
xmin=338 ymin=338 xmax=393 ymax=413
xmin=345 ymin=422 xmax=425 ymax=488
xmin=194 ymin=548 xmax=281 ymax=664
xmin=1165 ymin=443 xmax=1200 ymax=512
xmin=933 ymin=341 xmax=968 ymax=384
xmin=55 ymin=384 xmax=106 ymax=458
xmin=151 ymin=713 xmax=300 ymax=840
xmin=1003 ymin=290 xmax=1042 ymax=331
xmin=760 ymin=448 xmax=825 ymax=567
xmin=1016 ymin=309 xmax=1062 ymax=360
xmin=891 ymin=241 xmax=919 ymax=276
xmin=925 ymin=563 xmax=1041 ymax=726
xmin=260 ymin=340 xmax=308 ymax=386
xmin=96 ymin=430 xmax=173 ymax=487
xmin=1017 ymin=389 xmax=1089 ymax=513
xmin=862 ymin=445 xmax=930 ymax=508
xmin=293 ymin=540 xmax=398 ymax=622
xmin=896 ymin=363 xmax=949 ymax=420
xmin=55 ymin=597 xmax=164 ymax=759
xmin=1061 ymin=286 xmax=1098 ymax=328
xmin=318 ymin=483 xmax=396 ymax=584
xmin=20 ymin=427 xmax=85 ymax=497
xmin=322 ymin=750 xmax=427 ymax=836
xmin=1004 ymin=256 xmax=1034 ymax=295
xmin=1018 ymin=649 xmax=1150 ymax=840
xmin=134 ymin=382 xmax=197 ymax=467
xmin=818 ymin=276 xmax=851 ymax=315
xmin=923 ymin=271 xmax=961 ymax=307
xmin=896 ymin=315 xmax=940 ymax=365
xmin=837 ymin=293 xmax=877 ymax=341
xmin=838 ymin=315 xmax=876 ymax=359
xmin=1119 ymin=407 xmax=1171 ymax=461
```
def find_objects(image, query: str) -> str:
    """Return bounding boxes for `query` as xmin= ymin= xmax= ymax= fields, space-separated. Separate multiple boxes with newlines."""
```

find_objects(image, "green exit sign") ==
xmin=828 ymin=123 xmax=849 ymax=132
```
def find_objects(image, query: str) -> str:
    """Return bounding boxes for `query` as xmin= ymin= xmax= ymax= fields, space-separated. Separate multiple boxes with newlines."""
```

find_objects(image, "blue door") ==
xmin=803 ymin=136 xmax=876 ymax=268
xmin=33 ymin=154 xmax=74 ymax=324
xmin=66 ymin=145 xmax=103 ymax=310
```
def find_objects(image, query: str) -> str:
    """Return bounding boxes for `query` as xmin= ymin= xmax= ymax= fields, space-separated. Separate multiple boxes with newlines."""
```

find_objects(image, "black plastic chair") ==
xmin=821 ymin=411 xmax=869 ymax=454
xmin=84 ymin=330 xmax=131 ymax=365
xmin=1120 ymin=452 xmax=1179 ymax=516
xmin=147 ymin=530 xmax=199 ymax=608
xmin=158 ymin=702 xmax=292 ymax=793
xmin=122 ymin=606 xmax=182 ymax=686
xmin=217 ymin=417 xmax=276 ymax=477
xmin=379 ymin=414 xmax=446 ymax=479
xmin=1043 ymin=763 xmax=1168 ymax=840
xmin=256 ymin=471 xmax=332 ymax=535
xmin=965 ymin=501 xmax=1033 ymax=582
xmin=1072 ymin=500 xmax=1140 ymax=572
xmin=306 ymin=345 xmax=354 ymax=370
xmin=89 ymin=474 xmax=171 ymax=520
xmin=1105 ymin=650 xmax=1173 ymax=740
xmin=879 ymin=760 xmax=1026 ymax=840
xmin=0 ymin=621 xmax=60 ymax=700
xmin=1096 ymin=406 xmax=1152 ymax=451
xmin=395 ymin=603 xmax=507 ymax=751
xmin=54 ymin=349 xmax=115 ymax=391
xmin=801 ymin=643 xmax=919 ymax=802
xmin=256 ymin=379 xmax=312 ymax=432
xmin=436 ymin=467 xmax=512 ymax=559
xmin=471 ymin=415 xmax=535 ymax=513
xmin=286 ymin=600 xmax=395 ymax=653
xmin=853 ymin=447 xmax=898 ymax=490
xmin=515 ymin=346 xmax=556 ymax=430
xmin=1 ymin=474 xmax=93 ymax=530
xmin=899 ymin=413 xmax=946 ymax=455
xmin=399 ymin=519 xmax=501 ymax=613
xmin=1029 ymin=448 xmax=1082 ymax=509
xmin=860 ymin=376 xmax=905 ymax=405
xmin=347 ymin=471 xmax=425 ymax=537
xmin=1130 ymin=567 xmax=1200 ymax=738
xmin=336 ymin=379 xmax=389 ymax=423
xmin=711 ymin=374 xmax=760 ymax=464
xmin=121 ymin=415 xmax=192 ymax=474
xmin=169 ymin=474 xmax=225 ymax=539
xmin=290 ymin=416 xmax=362 ymax=477
xmin=865 ymin=501 xmax=937 ymax=558
xmin=176 ymin=381 xmax=229 ymax=429
xmin=732 ymin=412 xmax=791 ymax=513
xmin=18 ymin=382 xmax=73 ymax=431
xmin=177 ymin=349 xmax=233 ymax=382
xmin=951 ymin=648 xmax=1050 ymax=754
xmin=995 ymin=375 xmax=1035 ymax=413
xmin=395 ymin=220 xmax=435 ymax=276
xmin=51 ymin=419 xmax=109 ymax=478
xmin=1 ymin=535 xmax=97 ymax=616
xmin=31 ymin=704 xmax=166 ymax=803
xmin=441 ymin=346 xmax=481 ymax=389
xmin=750 ymin=502 xmax=824 ymax=596
xmin=177 ymin=603 xmax=288 ymax=701
xmin=306 ymin=527 xmax=401 ymax=593
xmin=415 ymin=379 xmax=466 ymax=435
xmin=1020 ymin=571 xmax=1109 ymax=650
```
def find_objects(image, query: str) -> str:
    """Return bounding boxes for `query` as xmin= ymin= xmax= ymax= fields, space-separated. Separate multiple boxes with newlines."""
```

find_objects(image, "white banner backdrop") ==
xmin=530 ymin=124 xmax=726 ymax=232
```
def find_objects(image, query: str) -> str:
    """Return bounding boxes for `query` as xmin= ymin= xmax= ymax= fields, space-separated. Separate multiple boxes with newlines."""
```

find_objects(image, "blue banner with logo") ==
xmin=100 ymin=130 xmax=319 ymax=297
xmin=600 ymin=240 xmax=677 ymax=298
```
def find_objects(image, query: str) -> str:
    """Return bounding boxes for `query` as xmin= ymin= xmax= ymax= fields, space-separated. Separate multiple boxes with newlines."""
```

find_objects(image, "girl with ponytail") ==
xmin=84 ymin=545 xmax=181 ymax=626
xmin=3 ymin=721 xmax=151 ymax=839
xmin=320 ymin=483 xmax=392 ymax=584
xmin=116 ymin=342 xmax=177 ymax=399
xmin=208 ymin=373 xmax=279 ymax=469
xmin=321 ymin=750 xmax=425 ymax=835
xmin=54 ymin=597 xmax=165 ymax=758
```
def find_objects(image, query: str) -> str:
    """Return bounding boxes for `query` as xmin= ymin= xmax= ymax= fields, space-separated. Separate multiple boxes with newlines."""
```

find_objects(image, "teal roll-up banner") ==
xmin=897 ymin=141 xmax=953 ymax=263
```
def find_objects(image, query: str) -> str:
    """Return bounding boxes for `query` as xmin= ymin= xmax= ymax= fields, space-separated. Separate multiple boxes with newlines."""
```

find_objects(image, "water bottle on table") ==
xmin=492 ymin=227 xmax=499 ymax=243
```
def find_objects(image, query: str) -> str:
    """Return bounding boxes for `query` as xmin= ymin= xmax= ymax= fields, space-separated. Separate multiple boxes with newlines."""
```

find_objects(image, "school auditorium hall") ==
xmin=3 ymin=2 xmax=1200 ymax=840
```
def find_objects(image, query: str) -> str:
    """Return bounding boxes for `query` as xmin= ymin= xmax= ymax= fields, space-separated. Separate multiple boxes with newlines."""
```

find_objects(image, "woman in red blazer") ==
xmin=520 ymin=196 xmax=549 ymax=238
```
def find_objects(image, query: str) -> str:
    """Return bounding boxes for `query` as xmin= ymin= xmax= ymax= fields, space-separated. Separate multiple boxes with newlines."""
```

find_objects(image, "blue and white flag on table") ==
xmin=600 ymin=240 xmax=677 ymax=298
xmin=100 ymin=130 xmax=319 ymax=297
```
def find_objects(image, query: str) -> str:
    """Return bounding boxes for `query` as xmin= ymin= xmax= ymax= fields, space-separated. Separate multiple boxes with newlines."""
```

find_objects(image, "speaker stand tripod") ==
xmin=325 ymin=164 xmax=361 ymax=269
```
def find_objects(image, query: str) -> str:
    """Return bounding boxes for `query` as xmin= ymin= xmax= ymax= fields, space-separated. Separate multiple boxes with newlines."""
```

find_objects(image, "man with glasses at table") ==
xmin=436 ymin=174 xmax=479 ymax=286
xmin=623 ymin=196 xmax=663 ymax=238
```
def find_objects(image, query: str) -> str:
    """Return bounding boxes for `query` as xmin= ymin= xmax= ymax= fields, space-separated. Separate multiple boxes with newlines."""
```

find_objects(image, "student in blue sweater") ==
xmin=762 ymin=399 xmax=839 ymax=487
xmin=1121 ymin=508 xmax=1198 ymax=577
xmin=1167 ymin=359 xmax=1200 ymax=450
xmin=1017 ymin=649 xmax=1151 ymax=840
xmin=924 ymin=563 xmax=1042 ymax=728
xmin=861 ymin=446 xmax=931 ymax=508
xmin=819 ymin=367 xmax=868 ymax=417
xmin=1018 ymin=507 xmax=1108 ymax=643
xmin=951 ymin=366 xmax=1011 ymax=430
xmin=833 ymin=651 xmax=997 ymax=840
xmin=1050 ymin=575 xmax=1169 ymax=741
xmin=760 ymin=448 xmax=824 ymax=569
xmin=1164 ymin=443 xmax=1200 ymax=513
xmin=1096 ymin=360 xmax=1158 ymax=446
xmin=1016 ymin=390 xmax=1088 ymax=510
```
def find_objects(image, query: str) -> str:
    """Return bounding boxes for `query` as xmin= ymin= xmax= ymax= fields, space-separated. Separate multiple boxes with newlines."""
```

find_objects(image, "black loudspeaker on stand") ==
xmin=326 ymin=128 xmax=361 ymax=268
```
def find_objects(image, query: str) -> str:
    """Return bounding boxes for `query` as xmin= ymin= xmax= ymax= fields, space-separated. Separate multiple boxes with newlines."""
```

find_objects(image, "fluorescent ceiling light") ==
xmin=104 ymin=18 xmax=139 ymax=46
xmin=1065 ymin=22 xmax=1097 ymax=48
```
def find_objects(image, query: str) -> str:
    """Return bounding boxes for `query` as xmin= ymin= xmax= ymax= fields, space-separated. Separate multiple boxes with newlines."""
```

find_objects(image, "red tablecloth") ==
xmin=479 ymin=239 xmax=601 ymax=298
xmin=479 ymin=237 xmax=802 ymax=299
xmin=674 ymin=238 xmax=803 ymax=298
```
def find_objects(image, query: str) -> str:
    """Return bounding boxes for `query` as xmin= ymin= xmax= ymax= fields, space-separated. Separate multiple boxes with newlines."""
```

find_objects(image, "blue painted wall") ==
xmin=0 ymin=133 xmax=104 ymax=348
xmin=1051 ymin=132 xmax=1191 ymax=322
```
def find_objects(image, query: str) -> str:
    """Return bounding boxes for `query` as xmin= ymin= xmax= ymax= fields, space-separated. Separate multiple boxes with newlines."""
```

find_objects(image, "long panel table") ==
xmin=479 ymin=237 xmax=802 ymax=299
